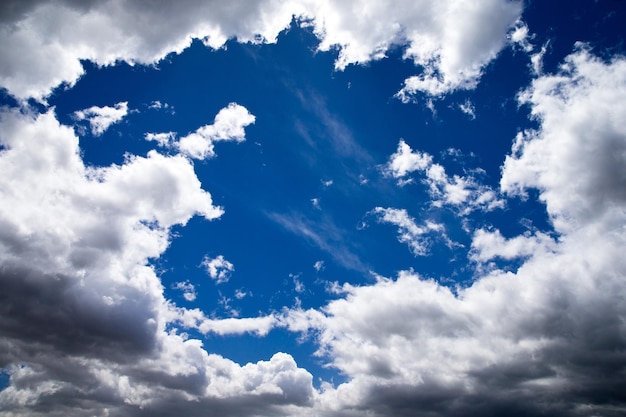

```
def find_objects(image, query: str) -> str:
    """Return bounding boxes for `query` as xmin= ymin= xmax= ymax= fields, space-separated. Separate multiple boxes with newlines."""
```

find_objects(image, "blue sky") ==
xmin=1 ymin=1 xmax=626 ymax=416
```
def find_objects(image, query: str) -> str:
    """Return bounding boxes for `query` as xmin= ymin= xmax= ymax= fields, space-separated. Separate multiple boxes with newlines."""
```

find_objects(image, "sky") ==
xmin=1 ymin=0 xmax=626 ymax=416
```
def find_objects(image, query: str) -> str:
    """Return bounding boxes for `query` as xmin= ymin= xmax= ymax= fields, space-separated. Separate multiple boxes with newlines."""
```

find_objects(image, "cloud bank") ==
xmin=0 ymin=0 xmax=521 ymax=100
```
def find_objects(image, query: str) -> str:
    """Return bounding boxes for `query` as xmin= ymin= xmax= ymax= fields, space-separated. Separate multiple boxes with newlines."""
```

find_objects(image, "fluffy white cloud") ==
xmin=384 ymin=139 xmax=504 ymax=213
xmin=74 ymin=101 xmax=128 ymax=136
xmin=500 ymin=47 xmax=626 ymax=234
xmin=0 ymin=107 xmax=314 ymax=416
xmin=280 ymin=48 xmax=626 ymax=417
xmin=0 ymin=0 xmax=522 ymax=100
xmin=177 ymin=103 xmax=256 ymax=159
xmin=201 ymin=255 xmax=235 ymax=284
xmin=470 ymin=228 xmax=556 ymax=263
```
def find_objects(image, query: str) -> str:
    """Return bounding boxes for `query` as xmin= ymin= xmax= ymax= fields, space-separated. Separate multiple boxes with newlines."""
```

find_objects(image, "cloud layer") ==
xmin=0 ymin=0 xmax=521 ymax=100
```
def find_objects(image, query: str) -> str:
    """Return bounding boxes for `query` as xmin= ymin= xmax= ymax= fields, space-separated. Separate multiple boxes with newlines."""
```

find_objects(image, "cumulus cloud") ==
xmin=501 ymin=46 xmax=626 ymax=234
xmin=0 ymin=107 xmax=314 ymax=416
xmin=384 ymin=139 xmax=504 ymax=213
xmin=0 ymin=0 xmax=521 ymax=100
xmin=74 ymin=101 xmax=128 ymax=136
xmin=279 ymin=48 xmax=626 ymax=417
xmin=177 ymin=103 xmax=256 ymax=159
xmin=202 ymin=255 xmax=235 ymax=284
xmin=470 ymin=228 xmax=557 ymax=263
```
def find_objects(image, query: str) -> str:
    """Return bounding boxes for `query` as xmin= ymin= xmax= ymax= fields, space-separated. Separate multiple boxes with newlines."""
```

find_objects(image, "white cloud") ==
xmin=0 ymin=0 xmax=522 ymax=100
xmin=313 ymin=260 xmax=325 ymax=272
xmin=145 ymin=131 xmax=176 ymax=147
xmin=470 ymin=228 xmax=556 ymax=262
xmin=177 ymin=103 xmax=256 ymax=159
xmin=73 ymin=101 xmax=128 ymax=136
xmin=201 ymin=255 xmax=234 ymax=284
xmin=501 ymin=47 xmax=626 ymax=234
xmin=370 ymin=207 xmax=443 ymax=256
xmin=384 ymin=139 xmax=504 ymax=213
xmin=458 ymin=99 xmax=476 ymax=119
xmin=278 ymin=47 xmax=626 ymax=417
xmin=0 ymin=107 xmax=315 ymax=416
xmin=173 ymin=280 xmax=197 ymax=302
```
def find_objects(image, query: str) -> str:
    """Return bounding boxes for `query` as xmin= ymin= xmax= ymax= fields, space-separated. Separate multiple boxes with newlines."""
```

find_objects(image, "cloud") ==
xmin=370 ymin=207 xmax=443 ymax=256
xmin=177 ymin=103 xmax=256 ymax=159
xmin=73 ymin=101 xmax=128 ymax=136
xmin=500 ymin=46 xmax=626 ymax=234
xmin=201 ymin=255 xmax=234 ymax=284
xmin=470 ymin=228 xmax=556 ymax=263
xmin=384 ymin=139 xmax=504 ymax=213
xmin=0 ymin=107 xmax=315 ymax=416
xmin=280 ymin=47 xmax=626 ymax=417
xmin=0 ymin=0 xmax=522 ymax=100
xmin=145 ymin=131 xmax=176 ymax=147
xmin=173 ymin=281 xmax=197 ymax=302
xmin=458 ymin=99 xmax=476 ymax=119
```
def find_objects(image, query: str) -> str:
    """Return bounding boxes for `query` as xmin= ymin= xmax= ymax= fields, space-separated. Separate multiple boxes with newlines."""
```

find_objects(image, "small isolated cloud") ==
xmin=311 ymin=197 xmax=321 ymax=209
xmin=371 ymin=207 xmax=443 ymax=256
xmin=384 ymin=139 xmax=504 ymax=213
xmin=177 ymin=103 xmax=255 ymax=159
xmin=321 ymin=179 xmax=333 ymax=187
xmin=173 ymin=280 xmax=197 ymax=301
xmin=313 ymin=260 xmax=325 ymax=272
xmin=202 ymin=255 xmax=234 ymax=284
xmin=459 ymin=99 xmax=476 ymax=119
xmin=290 ymin=273 xmax=305 ymax=293
xmin=145 ymin=131 xmax=176 ymax=147
xmin=234 ymin=288 xmax=249 ymax=299
xmin=73 ymin=101 xmax=128 ymax=136
xmin=148 ymin=100 xmax=174 ymax=113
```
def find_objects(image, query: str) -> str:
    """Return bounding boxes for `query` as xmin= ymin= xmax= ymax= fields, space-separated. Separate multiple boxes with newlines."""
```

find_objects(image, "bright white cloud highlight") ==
xmin=202 ymin=255 xmax=235 ymax=284
xmin=177 ymin=103 xmax=256 ymax=159
xmin=73 ymin=101 xmax=128 ymax=136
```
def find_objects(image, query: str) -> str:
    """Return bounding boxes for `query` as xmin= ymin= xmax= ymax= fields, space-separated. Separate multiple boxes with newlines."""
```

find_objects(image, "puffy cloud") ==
xmin=500 ymin=47 xmax=626 ymax=234
xmin=0 ymin=107 xmax=314 ymax=416
xmin=0 ymin=0 xmax=522 ymax=100
xmin=74 ymin=101 xmax=128 ymax=136
xmin=173 ymin=280 xmax=197 ymax=302
xmin=470 ymin=228 xmax=556 ymax=263
xmin=201 ymin=255 xmax=235 ymax=284
xmin=279 ymin=48 xmax=626 ymax=417
xmin=384 ymin=139 xmax=504 ymax=213
xmin=177 ymin=103 xmax=256 ymax=159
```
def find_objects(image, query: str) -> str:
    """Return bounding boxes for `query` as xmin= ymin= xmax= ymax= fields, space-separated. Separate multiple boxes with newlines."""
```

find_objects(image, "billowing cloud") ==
xmin=0 ymin=107 xmax=314 ymax=416
xmin=281 ymin=48 xmax=626 ymax=417
xmin=500 ymin=46 xmax=626 ymax=234
xmin=0 ymin=0 xmax=521 ymax=100
xmin=74 ymin=101 xmax=128 ymax=136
